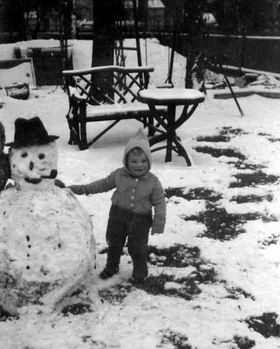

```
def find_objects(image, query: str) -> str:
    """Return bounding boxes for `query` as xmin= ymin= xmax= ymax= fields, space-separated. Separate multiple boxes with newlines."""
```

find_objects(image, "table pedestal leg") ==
xmin=147 ymin=102 xmax=193 ymax=166
xmin=166 ymin=104 xmax=176 ymax=162
xmin=173 ymin=138 xmax=192 ymax=166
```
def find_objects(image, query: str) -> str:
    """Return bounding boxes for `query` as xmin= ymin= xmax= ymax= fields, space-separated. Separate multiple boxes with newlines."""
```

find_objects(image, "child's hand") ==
xmin=68 ymin=185 xmax=84 ymax=195
xmin=54 ymin=179 xmax=65 ymax=188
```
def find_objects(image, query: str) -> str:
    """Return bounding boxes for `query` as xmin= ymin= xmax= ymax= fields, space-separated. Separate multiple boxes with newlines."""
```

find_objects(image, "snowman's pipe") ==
xmin=41 ymin=169 xmax=57 ymax=179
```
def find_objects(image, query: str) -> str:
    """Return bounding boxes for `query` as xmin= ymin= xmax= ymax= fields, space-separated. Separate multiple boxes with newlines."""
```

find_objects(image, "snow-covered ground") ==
xmin=1 ymin=39 xmax=280 ymax=349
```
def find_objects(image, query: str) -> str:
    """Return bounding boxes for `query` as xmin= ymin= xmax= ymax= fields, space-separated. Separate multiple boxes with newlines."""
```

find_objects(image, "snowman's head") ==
xmin=9 ymin=142 xmax=58 ymax=189
xmin=7 ymin=117 xmax=59 ymax=190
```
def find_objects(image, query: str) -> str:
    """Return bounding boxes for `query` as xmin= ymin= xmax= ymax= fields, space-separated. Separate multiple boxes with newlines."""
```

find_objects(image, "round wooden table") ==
xmin=138 ymin=88 xmax=205 ymax=165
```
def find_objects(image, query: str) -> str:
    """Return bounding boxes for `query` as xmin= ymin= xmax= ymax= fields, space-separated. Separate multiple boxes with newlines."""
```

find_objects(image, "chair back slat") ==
xmin=63 ymin=65 xmax=154 ymax=107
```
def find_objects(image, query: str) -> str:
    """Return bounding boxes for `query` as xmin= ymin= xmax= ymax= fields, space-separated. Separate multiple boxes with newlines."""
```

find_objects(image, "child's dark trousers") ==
xmin=105 ymin=205 xmax=152 ymax=279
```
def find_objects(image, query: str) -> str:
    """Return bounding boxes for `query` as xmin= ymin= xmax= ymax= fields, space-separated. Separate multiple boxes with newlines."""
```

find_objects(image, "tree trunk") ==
xmin=92 ymin=0 xmax=118 ymax=66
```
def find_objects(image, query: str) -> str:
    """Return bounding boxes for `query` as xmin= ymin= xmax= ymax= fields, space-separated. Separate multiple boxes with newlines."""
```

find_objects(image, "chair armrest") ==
xmin=62 ymin=65 xmax=154 ymax=76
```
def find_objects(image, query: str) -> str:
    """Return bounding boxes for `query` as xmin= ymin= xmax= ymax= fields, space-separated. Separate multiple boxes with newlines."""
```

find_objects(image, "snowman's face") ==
xmin=10 ymin=142 xmax=58 ymax=188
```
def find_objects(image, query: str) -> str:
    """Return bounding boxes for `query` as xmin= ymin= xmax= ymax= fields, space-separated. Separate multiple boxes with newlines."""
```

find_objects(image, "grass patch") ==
xmin=233 ymin=335 xmax=255 ymax=349
xmin=160 ymin=330 xmax=192 ymax=349
xmin=257 ymin=132 xmax=280 ymax=143
xmin=196 ymin=127 xmax=248 ymax=144
xmin=245 ymin=312 xmax=280 ymax=338
xmin=140 ymin=245 xmax=217 ymax=299
xmin=138 ymin=274 xmax=201 ymax=300
xmin=228 ymin=161 xmax=265 ymax=171
xmin=0 ymin=273 xmax=54 ymax=307
xmin=268 ymin=137 xmax=280 ymax=143
xmin=184 ymin=202 xmax=270 ymax=241
xmin=185 ymin=202 xmax=245 ymax=240
xmin=165 ymin=187 xmax=222 ymax=202
xmin=132 ymin=245 xmax=218 ymax=299
xmin=230 ymin=193 xmax=273 ymax=203
xmin=225 ymin=286 xmax=255 ymax=300
xmin=193 ymin=146 xmax=246 ymax=160
xmin=148 ymin=245 xmax=201 ymax=268
xmin=230 ymin=171 xmax=279 ymax=188
xmin=98 ymin=284 xmax=133 ymax=305
xmin=220 ymin=127 xmax=249 ymax=137
xmin=196 ymin=135 xmax=230 ymax=142
xmin=260 ymin=233 xmax=280 ymax=248
xmin=0 ymin=305 xmax=18 ymax=321
xmin=81 ymin=337 xmax=107 ymax=347
xmin=61 ymin=303 xmax=91 ymax=316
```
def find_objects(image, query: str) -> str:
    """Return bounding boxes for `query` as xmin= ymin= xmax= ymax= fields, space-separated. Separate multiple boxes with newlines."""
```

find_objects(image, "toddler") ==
xmin=68 ymin=129 xmax=166 ymax=284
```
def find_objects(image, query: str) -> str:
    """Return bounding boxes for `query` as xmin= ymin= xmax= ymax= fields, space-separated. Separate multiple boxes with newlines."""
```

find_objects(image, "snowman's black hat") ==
xmin=6 ymin=116 xmax=59 ymax=148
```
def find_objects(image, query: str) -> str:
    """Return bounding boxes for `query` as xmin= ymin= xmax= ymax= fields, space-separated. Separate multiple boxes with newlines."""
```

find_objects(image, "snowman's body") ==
xmin=0 ymin=140 xmax=95 ymax=314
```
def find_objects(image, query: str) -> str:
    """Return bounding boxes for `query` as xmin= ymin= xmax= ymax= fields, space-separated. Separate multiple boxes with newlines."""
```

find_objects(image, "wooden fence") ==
xmin=160 ymin=33 xmax=280 ymax=75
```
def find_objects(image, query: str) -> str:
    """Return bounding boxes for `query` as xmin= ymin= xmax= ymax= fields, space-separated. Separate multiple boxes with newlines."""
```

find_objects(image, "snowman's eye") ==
xmin=38 ymin=153 xmax=45 ymax=159
xmin=21 ymin=152 xmax=28 ymax=158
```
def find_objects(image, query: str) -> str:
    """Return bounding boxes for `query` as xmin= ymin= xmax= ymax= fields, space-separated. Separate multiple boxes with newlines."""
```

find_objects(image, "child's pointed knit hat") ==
xmin=123 ymin=128 xmax=152 ymax=169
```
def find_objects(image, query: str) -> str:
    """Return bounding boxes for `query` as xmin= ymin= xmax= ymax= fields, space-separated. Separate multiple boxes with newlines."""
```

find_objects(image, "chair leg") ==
xmin=70 ymin=119 xmax=80 ymax=145
xmin=147 ymin=115 xmax=155 ymax=136
xmin=78 ymin=103 xmax=88 ymax=150
xmin=79 ymin=122 xmax=88 ymax=150
xmin=68 ymin=125 xmax=75 ymax=145
xmin=66 ymin=115 xmax=75 ymax=145
xmin=67 ymin=104 xmax=81 ymax=146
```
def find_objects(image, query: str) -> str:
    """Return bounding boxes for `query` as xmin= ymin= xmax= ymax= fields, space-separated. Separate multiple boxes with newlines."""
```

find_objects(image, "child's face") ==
xmin=127 ymin=151 xmax=149 ymax=177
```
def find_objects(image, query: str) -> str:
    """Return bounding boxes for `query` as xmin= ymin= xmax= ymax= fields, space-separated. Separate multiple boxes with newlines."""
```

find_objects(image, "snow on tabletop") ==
xmin=139 ymin=87 xmax=205 ymax=103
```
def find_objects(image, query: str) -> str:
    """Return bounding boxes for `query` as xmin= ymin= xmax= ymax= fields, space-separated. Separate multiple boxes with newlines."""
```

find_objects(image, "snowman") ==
xmin=0 ymin=117 xmax=95 ymax=314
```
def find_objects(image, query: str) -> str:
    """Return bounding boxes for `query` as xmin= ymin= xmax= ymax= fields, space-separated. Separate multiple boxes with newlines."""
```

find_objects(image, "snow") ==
xmin=1 ymin=38 xmax=280 ymax=348
xmin=0 ymin=62 xmax=35 ymax=88
xmin=138 ymin=87 xmax=205 ymax=104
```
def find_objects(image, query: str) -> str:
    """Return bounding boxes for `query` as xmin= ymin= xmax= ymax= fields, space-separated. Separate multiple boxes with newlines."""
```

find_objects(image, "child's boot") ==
xmin=130 ymin=276 xmax=146 ymax=286
xmin=99 ymin=267 xmax=119 ymax=280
